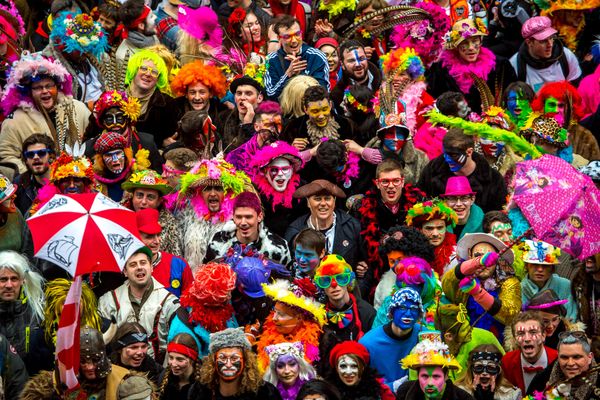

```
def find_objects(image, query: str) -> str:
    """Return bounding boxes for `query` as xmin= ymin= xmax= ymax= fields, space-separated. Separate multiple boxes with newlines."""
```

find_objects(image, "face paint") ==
xmin=456 ymin=100 xmax=471 ymax=118
xmin=490 ymin=222 xmax=512 ymax=245
xmin=337 ymin=355 xmax=360 ymax=386
xmin=264 ymin=157 xmax=293 ymax=192
xmin=421 ymin=219 xmax=447 ymax=247
xmin=418 ymin=366 xmax=446 ymax=399
xmin=544 ymin=96 xmax=566 ymax=126
xmin=443 ymin=152 xmax=465 ymax=172
xmin=294 ymin=244 xmax=321 ymax=273
xmin=216 ymin=348 xmax=244 ymax=381
xmin=102 ymin=149 xmax=126 ymax=174
xmin=514 ymin=321 xmax=545 ymax=363
xmin=392 ymin=298 xmax=420 ymax=330
xmin=102 ymin=109 xmax=127 ymax=132
xmin=276 ymin=355 xmax=300 ymax=386
xmin=382 ymin=127 xmax=406 ymax=153
xmin=272 ymin=302 xmax=301 ymax=334
xmin=306 ymin=100 xmax=331 ymax=128
xmin=479 ymin=138 xmax=505 ymax=158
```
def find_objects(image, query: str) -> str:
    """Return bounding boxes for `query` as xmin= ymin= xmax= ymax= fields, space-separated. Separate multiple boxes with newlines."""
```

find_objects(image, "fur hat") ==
xmin=209 ymin=327 xmax=251 ymax=354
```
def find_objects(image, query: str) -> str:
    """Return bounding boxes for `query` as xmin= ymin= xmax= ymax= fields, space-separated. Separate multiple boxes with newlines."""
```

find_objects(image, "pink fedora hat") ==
xmin=441 ymin=176 xmax=476 ymax=197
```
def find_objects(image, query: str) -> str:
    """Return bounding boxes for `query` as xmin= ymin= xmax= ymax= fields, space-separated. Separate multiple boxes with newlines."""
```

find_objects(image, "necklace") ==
xmin=306 ymin=118 xmax=340 ymax=145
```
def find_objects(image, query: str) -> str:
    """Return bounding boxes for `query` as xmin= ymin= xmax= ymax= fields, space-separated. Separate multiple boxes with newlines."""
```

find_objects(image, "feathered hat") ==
xmin=406 ymin=199 xmax=459 ymax=229
xmin=49 ymin=150 xmax=95 ymax=183
xmin=262 ymin=279 xmax=327 ymax=327
xmin=481 ymin=106 xmax=514 ymax=131
xmin=170 ymin=60 xmax=228 ymax=98
xmin=401 ymin=335 xmax=461 ymax=371
xmin=50 ymin=11 xmax=108 ymax=60
xmin=121 ymin=169 xmax=173 ymax=195
xmin=93 ymin=90 xmax=141 ymax=125
xmin=1 ymin=51 xmax=73 ymax=115
xmin=178 ymin=6 xmax=223 ymax=49
xmin=0 ymin=0 xmax=24 ymax=63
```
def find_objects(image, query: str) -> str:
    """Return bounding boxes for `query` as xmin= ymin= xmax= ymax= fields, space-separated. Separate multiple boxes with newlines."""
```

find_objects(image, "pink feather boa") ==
xmin=253 ymin=173 xmax=300 ymax=211
xmin=440 ymin=47 xmax=496 ymax=94
xmin=399 ymin=81 xmax=427 ymax=135
xmin=334 ymin=152 xmax=360 ymax=188
xmin=189 ymin=195 xmax=235 ymax=224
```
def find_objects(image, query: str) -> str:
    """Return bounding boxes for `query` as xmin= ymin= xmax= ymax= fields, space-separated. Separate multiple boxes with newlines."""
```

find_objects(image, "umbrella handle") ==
xmin=498 ymin=228 xmax=534 ymax=258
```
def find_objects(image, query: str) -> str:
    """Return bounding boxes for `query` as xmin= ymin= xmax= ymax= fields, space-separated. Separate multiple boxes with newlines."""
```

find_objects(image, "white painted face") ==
xmin=264 ymin=157 xmax=293 ymax=192
xmin=337 ymin=355 xmax=360 ymax=386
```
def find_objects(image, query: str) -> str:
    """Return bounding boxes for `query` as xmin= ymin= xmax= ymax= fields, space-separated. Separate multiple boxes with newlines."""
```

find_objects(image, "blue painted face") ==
xmin=506 ymin=91 xmax=518 ymax=116
xmin=294 ymin=244 xmax=321 ymax=273
xmin=391 ymin=298 xmax=421 ymax=330
xmin=443 ymin=152 xmax=463 ymax=172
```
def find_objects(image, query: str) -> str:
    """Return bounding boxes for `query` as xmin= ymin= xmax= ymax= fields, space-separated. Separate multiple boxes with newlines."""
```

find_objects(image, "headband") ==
xmin=471 ymin=351 xmax=501 ymax=363
xmin=128 ymin=5 xmax=151 ymax=29
xmin=117 ymin=332 xmax=148 ymax=348
xmin=167 ymin=342 xmax=198 ymax=361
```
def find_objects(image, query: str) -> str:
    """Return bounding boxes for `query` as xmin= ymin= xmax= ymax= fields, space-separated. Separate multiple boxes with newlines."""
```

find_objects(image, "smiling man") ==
xmin=116 ymin=0 xmax=159 ymax=61
xmin=98 ymin=247 xmax=180 ymax=363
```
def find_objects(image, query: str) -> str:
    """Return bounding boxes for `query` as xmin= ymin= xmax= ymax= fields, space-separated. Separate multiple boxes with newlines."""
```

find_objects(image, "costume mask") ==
xmin=337 ymin=355 xmax=360 ymax=386
xmin=391 ymin=297 xmax=421 ymax=330
xmin=306 ymin=100 xmax=331 ymax=128
xmin=276 ymin=354 xmax=300 ymax=386
xmin=443 ymin=148 xmax=467 ymax=172
xmin=457 ymin=100 xmax=471 ymax=119
xmin=216 ymin=348 xmax=244 ymax=381
xmin=382 ymin=127 xmax=406 ymax=153
xmin=264 ymin=158 xmax=293 ymax=192
xmin=479 ymin=138 xmax=505 ymax=158
xmin=543 ymin=96 xmax=566 ymax=126
xmin=418 ymin=366 xmax=446 ymax=400
xmin=102 ymin=109 xmax=127 ymax=133
xmin=102 ymin=149 xmax=126 ymax=174
xmin=294 ymin=244 xmax=321 ymax=274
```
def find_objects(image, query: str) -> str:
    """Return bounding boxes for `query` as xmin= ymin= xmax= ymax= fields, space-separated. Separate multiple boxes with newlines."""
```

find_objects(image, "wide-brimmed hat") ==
xmin=525 ymin=288 xmax=567 ymax=316
xmin=445 ymin=18 xmax=487 ymax=50
xmin=520 ymin=239 xmax=561 ymax=265
xmin=521 ymin=16 xmax=557 ymax=41
xmin=441 ymin=176 xmax=476 ymax=197
xmin=401 ymin=337 xmax=461 ymax=371
xmin=525 ymin=116 xmax=569 ymax=149
xmin=293 ymin=179 xmax=346 ymax=199
xmin=456 ymin=233 xmax=514 ymax=265
xmin=122 ymin=170 xmax=173 ymax=195
xmin=262 ymin=279 xmax=327 ymax=326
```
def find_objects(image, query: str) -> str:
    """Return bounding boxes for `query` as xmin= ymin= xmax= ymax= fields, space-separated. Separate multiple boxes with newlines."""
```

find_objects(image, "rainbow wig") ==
xmin=125 ymin=49 xmax=169 ymax=90
xmin=381 ymin=47 xmax=425 ymax=81
xmin=314 ymin=254 xmax=356 ymax=290
xmin=171 ymin=60 xmax=228 ymax=98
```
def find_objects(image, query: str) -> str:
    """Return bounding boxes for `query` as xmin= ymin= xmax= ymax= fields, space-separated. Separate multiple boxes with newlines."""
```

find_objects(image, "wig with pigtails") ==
xmin=381 ymin=47 xmax=425 ymax=81
xmin=125 ymin=49 xmax=169 ymax=91
xmin=171 ymin=61 xmax=228 ymax=98
xmin=0 ymin=251 xmax=45 ymax=321
xmin=180 ymin=262 xmax=237 ymax=333
xmin=43 ymin=278 xmax=101 ymax=346
xmin=531 ymin=81 xmax=584 ymax=125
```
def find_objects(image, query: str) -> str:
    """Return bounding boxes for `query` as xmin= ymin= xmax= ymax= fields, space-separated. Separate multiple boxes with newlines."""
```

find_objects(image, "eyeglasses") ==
xmin=314 ymin=272 xmax=354 ymax=289
xmin=216 ymin=353 xmax=242 ymax=363
xmin=162 ymin=164 xmax=185 ymax=177
xmin=24 ymin=149 xmax=52 ymax=159
xmin=31 ymin=82 xmax=57 ymax=92
xmin=138 ymin=65 xmax=160 ymax=78
xmin=376 ymin=178 xmax=403 ymax=187
xmin=472 ymin=363 xmax=500 ymax=375
xmin=279 ymin=30 xmax=302 ymax=41
xmin=558 ymin=331 xmax=588 ymax=342
xmin=445 ymin=196 xmax=474 ymax=206
xmin=265 ymin=165 xmax=293 ymax=176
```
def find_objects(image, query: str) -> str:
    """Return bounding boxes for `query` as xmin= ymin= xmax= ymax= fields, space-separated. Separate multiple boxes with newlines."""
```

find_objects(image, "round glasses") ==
xmin=314 ymin=272 xmax=354 ymax=289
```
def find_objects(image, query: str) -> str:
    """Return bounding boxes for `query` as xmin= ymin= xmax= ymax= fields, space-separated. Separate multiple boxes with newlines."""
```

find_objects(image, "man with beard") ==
xmin=510 ymin=16 xmax=581 ymax=92
xmin=13 ymin=134 xmax=56 ymax=214
xmin=99 ymin=247 xmax=180 ymax=363
xmin=116 ymin=0 xmax=159 ymax=61
xmin=330 ymin=40 xmax=382 ymax=114
xmin=205 ymin=191 xmax=291 ymax=267
xmin=193 ymin=327 xmax=282 ymax=399
xmin=573 ymin=253 xmax=600 ymax=359
xmin=264 ymin=15 xmax=329 ymax=100
xmin=359 ymin=288 xmax=424 ymax=391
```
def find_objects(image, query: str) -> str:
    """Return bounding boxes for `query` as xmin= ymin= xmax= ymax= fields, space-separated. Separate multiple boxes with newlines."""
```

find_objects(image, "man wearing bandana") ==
xmin=193 ymin=328 xmax=282 ymax=399
xmin=418 ymin=128 xmax=507 ymax=213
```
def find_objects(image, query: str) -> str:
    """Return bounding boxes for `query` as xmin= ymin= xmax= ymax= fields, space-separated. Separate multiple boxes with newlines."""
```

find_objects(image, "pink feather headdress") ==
xmin=178 ymin=5 xmax=223 ymax=49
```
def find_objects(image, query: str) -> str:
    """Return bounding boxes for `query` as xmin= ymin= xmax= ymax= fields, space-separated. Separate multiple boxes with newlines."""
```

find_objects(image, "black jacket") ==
xmin=285 ymin=209 xmax=366 ymax=268
xmin=190 ymin=381 xmax=283 ymax=400
xmin=417 ymin=152 xmax=508 ymax=213
xmin=13 ymin=172 xmax=42 ymax=215
xmin=0 ymin=333 xmax=28 ymax=399
xmin=330 ymin=61 xmax=383 ymax=115
xmin=136 ymin=90 xmax=179 ymax=147
xmin=396 ymin=379 xmax=474 ymax=400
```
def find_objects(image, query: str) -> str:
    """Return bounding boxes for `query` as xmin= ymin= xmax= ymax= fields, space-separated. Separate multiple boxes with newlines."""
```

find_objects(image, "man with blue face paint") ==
xmin=417 ymin=128 xmax=507 ymax=213
xmin=292 ymin=228 xmax=327 ymax=280
xmin=360 ymin=287 xmax=424 ymax=392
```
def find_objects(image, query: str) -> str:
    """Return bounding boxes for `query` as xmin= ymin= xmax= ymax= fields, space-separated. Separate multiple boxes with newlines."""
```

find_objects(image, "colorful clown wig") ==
xmin=393 ymin=256 xmax=432 ymax=287
xmin=406 ymin=199 xmax=458 ymax=229
xmin=171 ymin=60 xmax=228 ymax=98
xmin=50 ymin=11 xmax=108 ymax=61
xmin=381 ymin=47 xmax=425 ymax=81
xmin=180 ymin=262 xmax=237 ymax=332
xmin=531 ymin=81 xmax=584 ymax=124
xmin=314 ymin=254 xmax=355 ymax=290
xmin=125 ymin=49 xmax=169 ymax=90
xmin=43 ymin=278 xmax=101 ymax=345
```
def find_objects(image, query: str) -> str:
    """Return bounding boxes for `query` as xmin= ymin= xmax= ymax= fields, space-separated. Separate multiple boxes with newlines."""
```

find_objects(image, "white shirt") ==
xmin=521 ymin=347 xmax=548 ymax=390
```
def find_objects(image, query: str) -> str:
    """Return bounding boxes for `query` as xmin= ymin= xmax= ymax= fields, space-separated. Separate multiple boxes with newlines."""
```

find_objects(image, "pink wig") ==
xmin=256 ymin=101 xmax=283 ymax=116
xmin=394 ymin=256 xmax=433 ymax=286
xmin=178 ymin=6 xmax=223 ymax=49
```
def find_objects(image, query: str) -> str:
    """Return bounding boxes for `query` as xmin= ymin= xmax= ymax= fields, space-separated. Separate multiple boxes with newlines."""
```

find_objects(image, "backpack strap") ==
xmin=148 ymin=294 xmax=172 ymax=365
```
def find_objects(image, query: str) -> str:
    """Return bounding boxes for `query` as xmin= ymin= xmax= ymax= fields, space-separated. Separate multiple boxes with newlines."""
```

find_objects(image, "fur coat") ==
xmin=178 ymin=207 xmax=228 ymax=271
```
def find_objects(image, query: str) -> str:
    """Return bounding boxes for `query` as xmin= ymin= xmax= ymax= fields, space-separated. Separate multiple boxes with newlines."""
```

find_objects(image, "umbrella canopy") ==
xmin=510 ymin=155 xmax=600 ymax=259
xmin=27 ymin=193 xmax=145 ymax=276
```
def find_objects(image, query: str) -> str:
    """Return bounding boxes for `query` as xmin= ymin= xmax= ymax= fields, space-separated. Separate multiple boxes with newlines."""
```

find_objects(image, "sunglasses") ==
xmin=472 ymin=364 xmax=499 ymax=375
xmin=24 ymin=149 xmax=52 ymax=159
xmin=314 ymin=272 xmax=354 ymax=289
xmin=279 ymin=30 xmax=302 ymax=41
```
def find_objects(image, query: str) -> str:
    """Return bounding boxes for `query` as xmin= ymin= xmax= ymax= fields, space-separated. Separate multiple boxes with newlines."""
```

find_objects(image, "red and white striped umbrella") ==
xmin=27 ymin=192 xmax=144 ymax=277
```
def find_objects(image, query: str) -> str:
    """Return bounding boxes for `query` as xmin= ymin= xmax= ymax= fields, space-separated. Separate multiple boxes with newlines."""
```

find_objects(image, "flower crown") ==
xmin=93 ymin=90 xmax=141 ymax=125
xmin=265 ymin=342 xmax=305 ymax=363
xmin=401 ymin=339 xmax=461 ymax=371
xmin=51 ymin=12 xmax=108 ymax=60
xmin=343 ymin=87 xmax=372 ymax=113
xmin=50 ymin=152 xmax=95 ymax=183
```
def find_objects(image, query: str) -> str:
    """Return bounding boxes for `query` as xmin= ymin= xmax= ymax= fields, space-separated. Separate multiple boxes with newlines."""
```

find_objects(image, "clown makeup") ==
xmin=102 ymin=108 xmax=127 ymax=133
xmin=418 ymin=366 xmax=446 ymax=400
xmin=391 ymin=298 xmax=420 ymax=331
xmin=479 ymin=138 xmax=505 ymax=158
xmin=264 ymin=158 xmax=293 ymax=192
xmin=515 ymin=320 xmax=545 ymax=363
xmin=421 ymin=219 xmax=446 ymax=247
xmin=544 ymin=96 xmax=566 ymax=126
xmin=294 ymin=244 xmax=321 ymax=274
xmin=387 ymin=250 xmax=405 ymax=270
xmin=337 ymin=355 xmax=360 ymax=386
xmin=216 ymin=347 xmax=244 ymax=381
xmin=457 ymin=100 xmax=471 ymax=119
xmin=539 ymin=310 xmax=561 ymax=337
xmin=457 ymin=36 xmax=482 ymax=63
xmin=305 ymin=100 xmax=331 ymax=128
xmin=382 ymin=127 xmax=406 ymax=153
xmin=490 ymin=221 xmax=512 ymax=245
xmin=276 ymin=355 xmax=300 ymax=386
xmin=57 ymin=177 xmax=87 ymax=194
xmin=102 ymin=149 xmax=126 ymax=174
xmin=273 ymin=302 xmax=301 ymax=335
